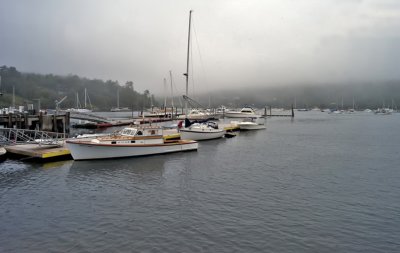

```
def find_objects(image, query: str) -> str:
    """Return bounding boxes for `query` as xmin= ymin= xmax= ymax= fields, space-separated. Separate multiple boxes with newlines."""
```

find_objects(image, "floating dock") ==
xmin=5 ymin=144 xmax=71 ymax=159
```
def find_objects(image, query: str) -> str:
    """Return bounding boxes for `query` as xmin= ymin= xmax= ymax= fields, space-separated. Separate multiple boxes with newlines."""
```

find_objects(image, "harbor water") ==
xmin=1 ymin=112 xmax=400 ymax=252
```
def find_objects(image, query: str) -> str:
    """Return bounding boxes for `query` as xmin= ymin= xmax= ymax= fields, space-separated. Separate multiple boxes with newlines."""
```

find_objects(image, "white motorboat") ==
xmin=232 ymin=118 xmax=266 ymax=130
xmin=180 ymin=119 xmax=225 ymax=141
xmin=66 ymin=127 xmax=198 ymax=160
xmin=224 ymin=107 xmax=259 ymax=118
xmin=178 ymin=109 xmax=210 ymax=120
xmin=374 ymin=108 xmax=392 ymax=115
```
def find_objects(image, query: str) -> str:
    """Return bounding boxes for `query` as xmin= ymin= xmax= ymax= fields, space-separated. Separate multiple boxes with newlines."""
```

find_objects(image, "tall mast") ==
xmin=163 ymin=78 xmax=167 ymax=108
xmin=184 ymin=10 xmax=193 ymax=116
xmin=84 ymin=88 xmax=87 ymax=108
xmin=12 ymin=86 xmax=15 ymax=109
xmin=169 ymin=70 xmax=174 ymax=108
xmin=117 ymin=88 xmax=120 ymax=108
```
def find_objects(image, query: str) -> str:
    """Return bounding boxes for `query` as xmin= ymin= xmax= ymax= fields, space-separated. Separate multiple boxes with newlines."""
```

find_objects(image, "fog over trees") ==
xmin=0 ymin=66 xmax=154 ymax=110
xmin=1 ymin=66 xmax=398 ymax=111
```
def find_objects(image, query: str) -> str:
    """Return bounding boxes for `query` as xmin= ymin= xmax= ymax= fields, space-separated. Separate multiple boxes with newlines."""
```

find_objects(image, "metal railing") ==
xmin=0 ymin=128 xmax=68 ymax=146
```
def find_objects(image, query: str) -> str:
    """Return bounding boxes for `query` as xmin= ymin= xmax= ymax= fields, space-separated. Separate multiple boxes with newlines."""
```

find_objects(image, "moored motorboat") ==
xmin=66 ymin=126 xmax=198 ymax=160
xmin=224 ymin=107 xmax=258 ymax=118
xmin=178 ymin=109 xmax=210 ymax=120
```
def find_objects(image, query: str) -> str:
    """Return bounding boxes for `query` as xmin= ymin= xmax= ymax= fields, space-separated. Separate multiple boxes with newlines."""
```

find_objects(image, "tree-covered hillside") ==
xmin=0 ymin=66 xmax=156 ymax=111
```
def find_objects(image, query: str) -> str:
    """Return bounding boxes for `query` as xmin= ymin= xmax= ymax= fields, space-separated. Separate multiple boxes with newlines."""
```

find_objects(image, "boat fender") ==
xmin=178 ymin=120 xmax=183 ymax=129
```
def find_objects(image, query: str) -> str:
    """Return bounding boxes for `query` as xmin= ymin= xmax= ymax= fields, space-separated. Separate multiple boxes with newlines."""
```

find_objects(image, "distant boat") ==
xmin=66 ymin=126 xmax=198 ymax=160
xmin=178 ymin=109 xmax=209 ymax=120
xmin=224 ymin=107 xmax=258 ymax=118
xmin=110 ymin=107 xmax=131 ymax=112
xmin=67 ymin=88 xmax=93 ymax=113
xmin=111 ymin=87 xmax=131 ymax=112
xmin=374 ymin=108 xmax=391 ymax=115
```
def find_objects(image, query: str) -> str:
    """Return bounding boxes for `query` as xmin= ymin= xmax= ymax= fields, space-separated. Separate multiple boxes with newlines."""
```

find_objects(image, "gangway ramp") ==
xmin=69 ymin=111 xmax=112 ymax=123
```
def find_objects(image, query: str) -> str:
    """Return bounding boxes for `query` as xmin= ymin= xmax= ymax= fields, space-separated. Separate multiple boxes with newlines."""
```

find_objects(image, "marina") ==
xmin=1 ymin=2 xmax=400 ymax=252
xmin=1 ymin=112 xmax=399 ymax=252
xmin=0 ymin=119 xmax=240 ymax=160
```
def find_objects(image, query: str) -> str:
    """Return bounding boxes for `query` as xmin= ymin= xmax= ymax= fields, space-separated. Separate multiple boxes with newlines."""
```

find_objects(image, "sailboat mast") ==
xmin=12 ymin=86 xmax=15 ymax=109
xmin=117 ymin=88 xmax=120 ymax=108
xmin=169 ymin=70 xmax=174 ymax=108
xmin=184 ymin=10 xmax=193 ymax=115
xmin=84 ymin=88 xmax=87 ymax=108
xmin=163 ymin=78 xmax=167 ymax=108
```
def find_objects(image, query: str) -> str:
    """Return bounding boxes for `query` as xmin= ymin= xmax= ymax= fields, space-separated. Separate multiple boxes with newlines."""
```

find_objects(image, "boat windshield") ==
xmin=120 ymin=128 xmax=138 ymax=136
xmin=241 ymin=108 xmax=254 ymax=113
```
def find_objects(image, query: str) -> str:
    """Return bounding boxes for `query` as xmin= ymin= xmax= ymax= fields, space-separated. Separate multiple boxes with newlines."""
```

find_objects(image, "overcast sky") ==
xmin=1 ymin=0 xmax=400 ymax=95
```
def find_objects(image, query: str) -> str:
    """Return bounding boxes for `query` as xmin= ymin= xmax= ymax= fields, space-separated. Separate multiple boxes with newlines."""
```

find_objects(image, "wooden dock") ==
xmin=5 ymin=144 xmax=71 ymax=159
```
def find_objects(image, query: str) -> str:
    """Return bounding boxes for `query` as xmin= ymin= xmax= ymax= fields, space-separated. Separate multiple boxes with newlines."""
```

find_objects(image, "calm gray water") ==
xmin=1 ymin=112 xmax=400 ymax=252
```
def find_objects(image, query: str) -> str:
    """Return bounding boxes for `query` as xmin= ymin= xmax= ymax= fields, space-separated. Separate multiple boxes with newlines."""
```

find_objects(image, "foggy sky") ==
xmin=1 ymin=0 xmax=400 ymax=95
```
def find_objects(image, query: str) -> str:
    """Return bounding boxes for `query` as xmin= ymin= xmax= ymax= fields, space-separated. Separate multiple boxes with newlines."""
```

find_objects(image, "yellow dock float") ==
xmin=163 ymin=129 xmax=180 ymax=140
xmin=5 ymin=144 xmax=71 ymax=159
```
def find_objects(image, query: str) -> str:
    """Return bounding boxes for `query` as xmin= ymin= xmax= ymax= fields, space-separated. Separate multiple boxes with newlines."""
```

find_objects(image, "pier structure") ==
xmin=262 ymin=105 xmax=295 ymax=117
xmin=0 ymin=111 xmax=70 ymax=133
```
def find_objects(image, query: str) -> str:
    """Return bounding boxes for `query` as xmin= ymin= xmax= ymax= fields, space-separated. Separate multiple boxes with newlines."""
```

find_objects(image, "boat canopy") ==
xmin=119 ymin=127 xmax=162 ymax=137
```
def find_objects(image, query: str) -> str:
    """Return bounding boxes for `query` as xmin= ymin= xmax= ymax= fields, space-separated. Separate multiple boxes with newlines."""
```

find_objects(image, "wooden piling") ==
xmin=291 ymin=104 xmax=295 ymax=118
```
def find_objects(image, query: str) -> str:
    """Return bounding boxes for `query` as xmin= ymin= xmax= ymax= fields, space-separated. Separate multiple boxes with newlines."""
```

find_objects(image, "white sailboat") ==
xmin=111 ymin=88 xmax=130 ymax=112
xmin=68 ymin=88 xmax=93 ymax=113
xmin=179 ymin=10 xmax=225 ymax=141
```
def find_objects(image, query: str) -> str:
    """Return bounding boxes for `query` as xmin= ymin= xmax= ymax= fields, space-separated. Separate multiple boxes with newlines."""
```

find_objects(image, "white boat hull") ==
xmin=180 ymin=129 xmax=225 ymax=141
xmin=178 ymin=114 xmax=210 ymax=120
xmin=0 ymin=147 xmax=6 ymax=156
xmin=66 ymin=140 xmax=198 ymax=160
xmin=224 ymin=112 xmax=258 ymax=118
xmin=238 ymin=123 xmax=266 ymax=130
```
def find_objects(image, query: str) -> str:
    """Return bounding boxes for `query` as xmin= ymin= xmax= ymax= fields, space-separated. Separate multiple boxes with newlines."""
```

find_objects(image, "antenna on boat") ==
xmin=184 ymin=10 xmax=193 ymax=117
